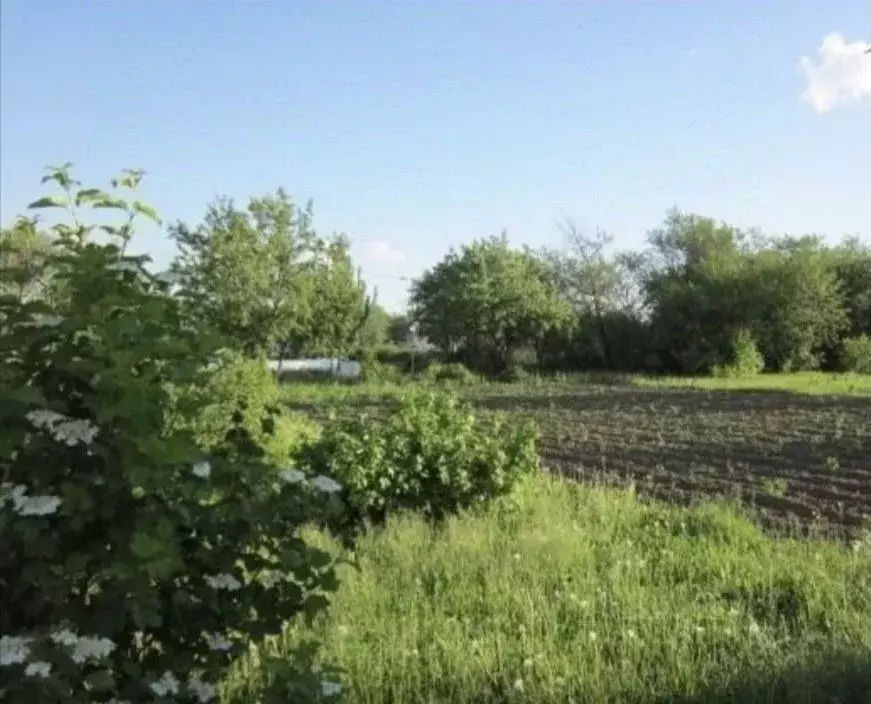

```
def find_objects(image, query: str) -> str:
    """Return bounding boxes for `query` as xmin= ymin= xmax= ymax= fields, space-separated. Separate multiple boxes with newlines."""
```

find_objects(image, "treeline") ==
xmin=411 ymin=211 xmax=871 ymax=376
xmin=3 ymin=186 xmax=869 ymax=378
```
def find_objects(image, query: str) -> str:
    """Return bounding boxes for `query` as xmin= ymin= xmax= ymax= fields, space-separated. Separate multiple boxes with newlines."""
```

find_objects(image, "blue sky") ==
xmin=1 ymin=1 xmax=869 ymax=311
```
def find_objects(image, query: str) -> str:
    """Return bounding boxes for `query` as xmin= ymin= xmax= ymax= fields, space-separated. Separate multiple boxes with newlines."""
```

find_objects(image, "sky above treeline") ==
xmin=1 ymin=1 xmax=869 ymax=312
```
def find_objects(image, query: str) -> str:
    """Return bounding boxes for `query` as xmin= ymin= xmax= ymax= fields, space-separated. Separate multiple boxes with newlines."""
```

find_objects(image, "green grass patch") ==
xmin=226 ymin=475 xmax=871 ymax=703
xmin=630 ymin=371 xmax=871 ymax=396
xmin=279 ymin=372 xmax=871 ymax=407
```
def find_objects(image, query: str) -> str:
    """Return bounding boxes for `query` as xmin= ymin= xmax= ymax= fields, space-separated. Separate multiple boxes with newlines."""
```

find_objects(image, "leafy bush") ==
xmin=841 ymin=334 xmax=871 ymax=374
xmin=360 ymin=358 xmax=406 ymax=385
xmin=167 ymin=348 xmax=316 ymax=465
xmin=296 ymin=391 xmax=540 ymax=527
xmin=712 ymin=328 xmax=765 ymax=378
xmin=421 ymin=362 xmax=480 ymax=385
xmin=0 ymin=166 xmax=343 ymax=703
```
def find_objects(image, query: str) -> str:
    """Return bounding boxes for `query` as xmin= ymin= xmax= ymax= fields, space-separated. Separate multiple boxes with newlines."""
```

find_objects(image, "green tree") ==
xmin=386 ymin=312 xmax=415 ymax=346
xmin=290 ymin=237 xmax=374 ymax=360
xmin=746 ymin=242 xmax=848 ymax=371
xmin=540 ymin=220 xmax=648 ymax=369
xmin=642 ymin=209 xmax=753 ymax=373
xmin=411 ymin=234 xmax=571 ymax=374
xmin=169 ymin=190 xmax=321 ymax=356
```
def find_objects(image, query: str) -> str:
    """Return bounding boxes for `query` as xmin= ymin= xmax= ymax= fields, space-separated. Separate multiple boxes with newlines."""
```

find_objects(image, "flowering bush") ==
xmin=296 ymin=390 xmax=540 ymax=529
xmin=0 ymin=165 xmax=344 ymax=703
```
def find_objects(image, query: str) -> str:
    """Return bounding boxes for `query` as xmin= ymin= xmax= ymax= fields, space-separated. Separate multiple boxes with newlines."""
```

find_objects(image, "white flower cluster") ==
xmin=277 ymin=467 xmax=342 ymax=494
xmin=24 ymin=661 xmax=51 ymax=678
xmin=25 ymin=409 xmax=99 ymax=447
xmin=192 ymin=461 xmax=211 ymax=479
xmin=0 ymin=635 xmax=32 ymax=666
xmin=0 ymin=484 xmax=62 ymax=517
xmin=202 ymin=632 xmax=233 ymax=651
xmin=188 ymin=673 xmax=218 ymax=703
xmin=19 ymin=314 xmax=64 ymax=328
xmin=50 ymin=629 xmax=116 ymax=664
xmin=204 ymin=573 xmax=242 ymax=591
xmin=150 ymin=670 xmax=180 ymax=696
xmin=312 ymin=475 xmax=342 ymax=494
xmin=279 ymin=468 xmax=305 ymax=484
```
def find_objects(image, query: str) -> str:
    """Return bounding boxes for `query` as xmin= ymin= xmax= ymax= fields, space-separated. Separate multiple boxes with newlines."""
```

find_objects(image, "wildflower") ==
xmin=24 ymin=661 xmax=51 ymax=678
xmin=204 ymin=573 xmax=242 ymax=591
xmin=69 ymin=636 xmax=115 ymax=664
xmin=588 ymin=631 xmax=597 ymax=642
xmin=26 ymin=410 xmax=99 ymax=446
xmin=625 ymin=628 xmax=637 ymax=640
xmin=0 ymin=635 xmax=32 ymax=666
xmin=279 ymin=468 xmax=305 ymax=484
xmin=49 ymin=630 xmax=115 ymax=663
xmin=523 ymin=657 xmax=534 ymax=668
xmin=311 ymin=475 xmax=341 ymax=493
xmin=25 ymin=409 xmax=67 ymax=430
xmin=188 ymin=674 xmax=218 ymax=703
xmin=50 ymin=629 xmax=78 ymax=648
xmin=202 ymin=632 xmax=233 ymax=651
xmin=4 ymin=485 xmax=62 ymax=516
xmin=192 ymin=461 xmax=211 ymax=479
xmin=513 ymin=678 xmax=525 ymax=692
xmin=150 ymin=671 xmax=180 ymax=697
xmin=53 ymin=419 xmax=99 ymax=446
xmin=321 ymin=680 xmax=342 ymax=697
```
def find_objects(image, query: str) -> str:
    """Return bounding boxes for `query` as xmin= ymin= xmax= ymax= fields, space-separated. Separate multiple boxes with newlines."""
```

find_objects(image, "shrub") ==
xmin=421 ymin=362 xmax=480 ymax=385
xmin=296 ymin=390 xmax=540 ymax=527
xmin=0 ymin=166 xmax=343 ymax=703
xmin=167 ymin=348 xmax=315 ymax=465
xmin=841 ymin=334 xmax=871 ymax=374
xmin=711 ymin=328 xmax=765 ymax=378
xmin=360 ymin=358 xmax=406 ymax=385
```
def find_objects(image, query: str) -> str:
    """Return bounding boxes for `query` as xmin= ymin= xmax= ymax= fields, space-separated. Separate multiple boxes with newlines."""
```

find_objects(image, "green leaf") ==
xmin=85 ymin=670 xmax=116 ymax=691
xmin=28 ymin=195 xmax=70 ymax=210
xmin=75 ymin=188 xmax=112 ymax=205
xmin=92 ymin=197 xmax=129 ymax=211
xmin=132 ymin=200 xmax=161 ymax=224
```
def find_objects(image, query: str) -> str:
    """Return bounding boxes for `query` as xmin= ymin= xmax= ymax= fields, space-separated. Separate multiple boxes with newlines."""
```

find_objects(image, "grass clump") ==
xmin=229 ymin=474 xmax=871 ymax=703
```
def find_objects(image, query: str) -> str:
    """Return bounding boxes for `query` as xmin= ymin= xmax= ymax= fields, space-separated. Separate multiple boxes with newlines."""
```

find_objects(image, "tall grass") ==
xmin=279 ymin=372 xmax=871 ymax=408
xmin=632 ymin=371 xmax=871 ymax=396
xmin=225 ymin=475 xmax=871 ymax=703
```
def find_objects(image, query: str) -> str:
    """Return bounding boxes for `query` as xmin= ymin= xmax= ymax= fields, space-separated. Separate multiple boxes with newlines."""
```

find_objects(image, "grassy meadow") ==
xmin=226 ymin=473 xmax=871 ymax=703
xmin=219 ymin=371 xmax=871 ymax=702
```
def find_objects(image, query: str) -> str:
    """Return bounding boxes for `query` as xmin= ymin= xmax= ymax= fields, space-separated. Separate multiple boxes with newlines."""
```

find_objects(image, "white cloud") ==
xmin=799 ymin=33 xmax=871 ymax=113
xmin=360 ymin=239 xmax=406 ymax=266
